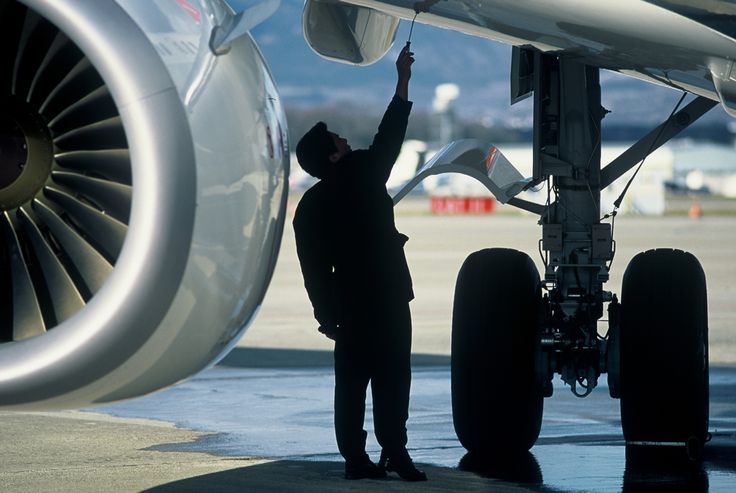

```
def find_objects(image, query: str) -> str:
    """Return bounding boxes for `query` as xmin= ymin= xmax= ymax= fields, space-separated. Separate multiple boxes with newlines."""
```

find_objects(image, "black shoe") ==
xmin=345 ymin=458 xmax=387 ymax=480
xmin=379 ymin=449 xmax=428 ymax=481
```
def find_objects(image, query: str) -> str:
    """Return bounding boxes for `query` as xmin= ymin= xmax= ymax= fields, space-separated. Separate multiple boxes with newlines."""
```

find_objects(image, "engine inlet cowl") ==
xmin=0 ymin=0 xmax=199 ymax=408
xmin=0 ymin=0 xmax=290 ymax=410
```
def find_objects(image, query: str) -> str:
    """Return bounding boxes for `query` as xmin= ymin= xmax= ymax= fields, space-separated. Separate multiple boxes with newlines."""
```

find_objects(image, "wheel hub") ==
xmin=0 ymin=98 xmax=53 ymax=210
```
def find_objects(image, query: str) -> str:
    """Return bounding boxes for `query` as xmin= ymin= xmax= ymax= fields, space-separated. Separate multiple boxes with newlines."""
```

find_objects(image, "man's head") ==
xmin=296 ymin=122 xmax=351 ymax=179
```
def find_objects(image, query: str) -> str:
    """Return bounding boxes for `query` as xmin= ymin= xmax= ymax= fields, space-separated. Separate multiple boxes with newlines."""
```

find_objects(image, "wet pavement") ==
xmin=95 ymin=348 xmax=736 ymax=492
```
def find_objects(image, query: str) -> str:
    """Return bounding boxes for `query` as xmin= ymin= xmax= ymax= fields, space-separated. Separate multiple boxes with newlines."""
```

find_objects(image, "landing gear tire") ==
xmin=451 ymin=248 xmax=543 ymax=455
xmin=620 ymin=249 xmax=708 ymax=453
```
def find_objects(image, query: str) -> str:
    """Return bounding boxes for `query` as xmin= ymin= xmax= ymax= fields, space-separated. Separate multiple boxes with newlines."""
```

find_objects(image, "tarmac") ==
xmin=2 ymin=196 xmax=736 ymax=492
xmin=246 ymin=196 xmax=736 ymax=364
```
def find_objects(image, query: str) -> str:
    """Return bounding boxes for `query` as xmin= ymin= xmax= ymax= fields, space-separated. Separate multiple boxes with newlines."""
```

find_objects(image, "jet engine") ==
xmin=0 ymin=0 xmax=288 ymax=408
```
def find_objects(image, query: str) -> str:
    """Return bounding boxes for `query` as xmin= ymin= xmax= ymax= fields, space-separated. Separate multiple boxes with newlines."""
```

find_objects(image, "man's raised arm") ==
xmin=367 ymin=45 xmax=415 ymax=182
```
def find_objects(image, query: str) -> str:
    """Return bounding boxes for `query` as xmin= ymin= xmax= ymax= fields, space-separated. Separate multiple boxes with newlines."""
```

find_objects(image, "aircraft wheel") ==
xmin=451 ymin=248 xmax=543 ymax=455
xmin=620 ymin=249 xmax=708 ymax=451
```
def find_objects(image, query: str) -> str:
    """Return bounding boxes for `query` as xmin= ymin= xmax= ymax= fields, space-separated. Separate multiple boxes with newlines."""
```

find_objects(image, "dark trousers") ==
xmin=333 ymin=302 xmax=412 ymax=462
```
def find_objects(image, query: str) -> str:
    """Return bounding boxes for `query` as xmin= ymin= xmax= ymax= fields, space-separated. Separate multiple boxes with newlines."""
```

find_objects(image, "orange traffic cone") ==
xmin=688 ymin=199 xmax=703 ymax=219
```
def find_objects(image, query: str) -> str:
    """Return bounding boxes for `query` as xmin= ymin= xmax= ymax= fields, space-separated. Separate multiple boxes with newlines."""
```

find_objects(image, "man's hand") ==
xmin=396 ymin=43 xmax=414 ymax=80
xmin=414 ymin=0 xmax=441 ymax=13
xmin=395 ymin=44 xmax=414 ymax=101
xmin=318 ymin=323 xmax=339 ymax=341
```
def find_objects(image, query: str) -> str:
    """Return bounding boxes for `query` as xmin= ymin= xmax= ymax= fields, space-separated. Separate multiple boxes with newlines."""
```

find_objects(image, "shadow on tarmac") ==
xmin=456 ymin=443 xmax=736 ymax=492
xmin=141 ymin=443 xmax=736 ymax=493
xmin=218 ymin=347 xmax=450 ymax=368
xmin=458 ymin=451 xmax=543 ymax=484
xmin=622 ymin=446 xmax=710 ymax=492
xmin=142 ymin=460 xmax=515 ymax=492
xmin=197 ymin=354 xmax=736 ymax=491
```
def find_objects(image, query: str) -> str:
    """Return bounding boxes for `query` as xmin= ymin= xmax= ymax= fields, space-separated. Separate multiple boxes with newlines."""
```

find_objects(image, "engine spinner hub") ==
xmin=0 ymin=98 xmax=53 ymax=210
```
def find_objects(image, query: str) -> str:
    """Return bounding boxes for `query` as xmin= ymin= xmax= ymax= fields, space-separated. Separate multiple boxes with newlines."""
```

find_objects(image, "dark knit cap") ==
xmin=296 ymin=122 xmax=337 ymax=179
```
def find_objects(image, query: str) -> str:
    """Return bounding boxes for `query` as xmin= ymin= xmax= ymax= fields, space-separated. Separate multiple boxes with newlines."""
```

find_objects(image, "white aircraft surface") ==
xmin=302 ymin=0 xmax=734 ymax=458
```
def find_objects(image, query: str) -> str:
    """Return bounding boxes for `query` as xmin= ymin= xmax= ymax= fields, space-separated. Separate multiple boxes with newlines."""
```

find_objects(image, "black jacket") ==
xmin=294 ymin=96 xmax=414 ymax=327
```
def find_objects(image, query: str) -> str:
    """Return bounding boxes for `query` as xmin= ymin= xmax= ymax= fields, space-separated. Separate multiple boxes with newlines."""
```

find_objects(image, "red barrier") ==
xmin=430 ymin=196 xmax=495 ymax=214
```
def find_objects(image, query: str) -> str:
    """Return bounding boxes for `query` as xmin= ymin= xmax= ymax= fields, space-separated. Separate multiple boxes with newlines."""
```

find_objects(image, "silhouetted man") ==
xmin=293 ymin=45 xmax=426 ymax=482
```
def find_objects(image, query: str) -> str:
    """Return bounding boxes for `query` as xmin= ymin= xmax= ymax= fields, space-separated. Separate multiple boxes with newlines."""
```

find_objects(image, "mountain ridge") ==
xmin=248 ymin=0 xmax=730 ymax=128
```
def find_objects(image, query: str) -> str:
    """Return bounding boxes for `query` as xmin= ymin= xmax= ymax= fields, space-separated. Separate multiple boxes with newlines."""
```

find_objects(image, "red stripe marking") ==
xmin=176 ymin=0 xmax=202 ymax=24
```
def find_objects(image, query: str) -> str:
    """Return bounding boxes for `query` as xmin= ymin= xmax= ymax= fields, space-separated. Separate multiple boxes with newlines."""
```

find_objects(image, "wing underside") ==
xmin=309 ymin=0 xmax=736 ymax=116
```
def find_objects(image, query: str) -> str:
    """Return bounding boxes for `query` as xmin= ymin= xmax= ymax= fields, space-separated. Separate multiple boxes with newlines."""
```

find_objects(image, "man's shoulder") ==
xmin=302 ymin=180 xmax=329 ymax=199
xmin=294 ymin=181 xmax=327 ymax=220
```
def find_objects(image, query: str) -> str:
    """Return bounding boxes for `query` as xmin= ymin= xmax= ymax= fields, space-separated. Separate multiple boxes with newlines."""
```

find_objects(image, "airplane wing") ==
xmin=0 ymin=0 xmax=288 ymax=409
xmin=302 ymin=0 xmax=736 ymax=117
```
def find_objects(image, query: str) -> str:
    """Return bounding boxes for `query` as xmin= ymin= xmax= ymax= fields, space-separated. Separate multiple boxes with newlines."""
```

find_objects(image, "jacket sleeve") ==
xmin=366 ymin=95 xmax=413 ymax=183
xmin=293 ymin=199 xmax=336 ymax=327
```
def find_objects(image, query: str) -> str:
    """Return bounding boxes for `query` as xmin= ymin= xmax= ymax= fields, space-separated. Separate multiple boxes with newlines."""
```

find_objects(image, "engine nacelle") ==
xmin=303 ymin=0 xmax=399 ymax=65
xmin=0 ymin=0 xmax=288 ymax=408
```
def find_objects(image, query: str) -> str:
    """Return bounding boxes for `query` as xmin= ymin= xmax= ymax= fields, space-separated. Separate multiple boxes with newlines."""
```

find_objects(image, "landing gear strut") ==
xmin=448 ymin=51 xmax=712 ymax=455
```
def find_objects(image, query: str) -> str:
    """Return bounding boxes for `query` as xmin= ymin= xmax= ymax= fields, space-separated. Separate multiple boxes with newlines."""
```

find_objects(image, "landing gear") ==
xmin=619 ymin=249 xmax=709 ymax=453
xmin=451 ymin=248 xmax=543 ymax=454
xmin=417 ymin=50 xmax=716 ymax=456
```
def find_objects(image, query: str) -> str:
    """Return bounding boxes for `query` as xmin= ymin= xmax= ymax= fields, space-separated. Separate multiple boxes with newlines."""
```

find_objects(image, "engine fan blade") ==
xmin=17 ymin=206 xmax=85 ymax=325
xmin=48 ymin=86 xmax=116 ymax=137
xmin=39 ymin=58 xmax=103 ymax=120
xmin=32 ymin=198 xmax=113 ymax=294
xmin=43 ymin=186 xmax=127 ymax=261
xmin=28 ymin=32 xmax=84 ymax=109
xmin=51 ymin=172 xmax=131 ymax=224
xmin=54 ymin=150 xmax=132 ymax=185
xmin=13 ymin=9 xmax=56 ymax=100
xmin=54 ymin=116 xmax=127 ymax=151
xmin=0 ymin=1 xmax=26 ymax=95
xmin=1 ymin=212 xmax=46 ymax=340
